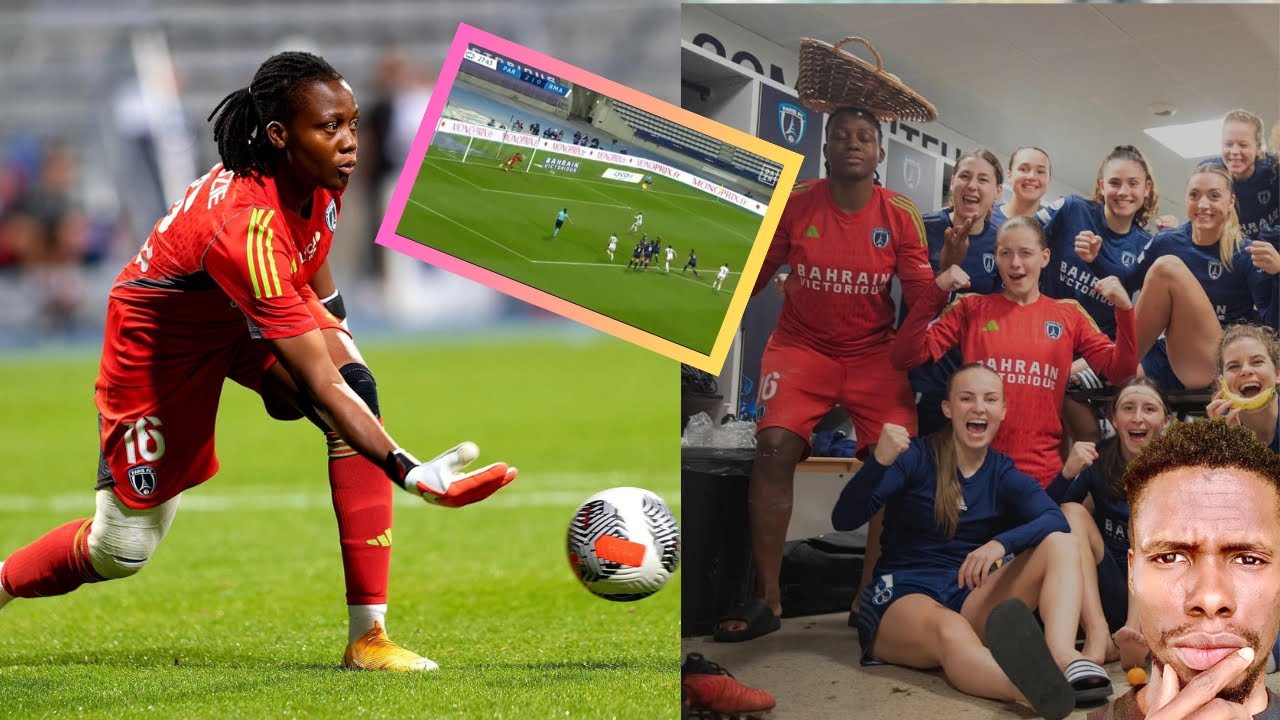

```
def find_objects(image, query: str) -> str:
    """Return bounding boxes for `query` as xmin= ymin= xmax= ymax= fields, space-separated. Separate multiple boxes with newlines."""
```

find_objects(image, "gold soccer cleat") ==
xmin=342 ymin=622 xmax=439 ymax=672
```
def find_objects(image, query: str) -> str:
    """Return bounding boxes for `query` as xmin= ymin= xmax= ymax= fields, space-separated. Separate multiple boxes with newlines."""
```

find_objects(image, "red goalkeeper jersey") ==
xmin=752 ymin=180 xmax=933 ymax=358
xmin=100 ymin=164 xmax=343 ymax=388
xmin=892 ymin=283 xmax=1138 ymax=486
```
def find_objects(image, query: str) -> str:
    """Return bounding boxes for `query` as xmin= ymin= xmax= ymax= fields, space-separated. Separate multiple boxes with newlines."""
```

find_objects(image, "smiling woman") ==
xmin=830 ymin=363 xmax=1103 ymax=719
xmin=892 ymin=216 xmax=1138 ymax=490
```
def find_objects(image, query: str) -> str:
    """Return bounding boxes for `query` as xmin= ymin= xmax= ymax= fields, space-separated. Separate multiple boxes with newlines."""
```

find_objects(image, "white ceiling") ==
xmin=694 ymin=3 xmax=1279 ymax=210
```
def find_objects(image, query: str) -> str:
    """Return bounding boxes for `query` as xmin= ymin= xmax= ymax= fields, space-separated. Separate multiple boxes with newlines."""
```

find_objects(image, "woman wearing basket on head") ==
xmin=714 ymin=37 xmax=947 ymax=643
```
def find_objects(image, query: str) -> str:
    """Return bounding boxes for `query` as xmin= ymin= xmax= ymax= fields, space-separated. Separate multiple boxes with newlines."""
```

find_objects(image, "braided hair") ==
xmin=208 ymin=51 xmax=344 ymax=175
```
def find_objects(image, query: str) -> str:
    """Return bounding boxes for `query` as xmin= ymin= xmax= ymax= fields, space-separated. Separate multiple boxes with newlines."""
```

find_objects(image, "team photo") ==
xmin=679 ymin=4 xmax=1278 ymax=719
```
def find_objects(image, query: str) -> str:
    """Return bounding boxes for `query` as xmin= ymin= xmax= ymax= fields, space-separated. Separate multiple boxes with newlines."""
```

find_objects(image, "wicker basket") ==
xmin=797 ymin=36 xmax=938 ymax=122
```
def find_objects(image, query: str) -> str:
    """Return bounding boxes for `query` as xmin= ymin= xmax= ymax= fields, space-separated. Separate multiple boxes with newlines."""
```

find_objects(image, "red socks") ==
xmin=327 ymin=433 xmax=393 ymax=606
xmin=0 ymin=518 xmax=103 ymax=598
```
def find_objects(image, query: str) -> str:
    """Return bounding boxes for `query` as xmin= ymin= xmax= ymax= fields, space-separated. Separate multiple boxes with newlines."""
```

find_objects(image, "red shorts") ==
xmin=96 ymin=295 xmax=347 ymax=509
xmin=756 ymin=336 xmax=916 ymax=458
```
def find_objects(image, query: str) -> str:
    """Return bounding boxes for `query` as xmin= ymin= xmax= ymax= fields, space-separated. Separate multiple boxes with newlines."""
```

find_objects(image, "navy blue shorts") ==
xmin=855 ymin=568 xmax=973 ymax=665
xmin=1096 ymin=548 xmax=1129 ymax=634
xmin=1140 ymin=337 xmax=1184 ymax=392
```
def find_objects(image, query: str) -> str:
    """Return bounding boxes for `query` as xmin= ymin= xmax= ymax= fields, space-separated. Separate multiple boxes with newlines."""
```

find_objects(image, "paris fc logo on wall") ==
xmin=778 ymin=103 xmax=807 ymax=146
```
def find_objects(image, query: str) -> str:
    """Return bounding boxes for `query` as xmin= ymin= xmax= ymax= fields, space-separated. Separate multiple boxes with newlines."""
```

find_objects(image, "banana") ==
xmin=1219 ymin=376 xmax=1278 ymax=412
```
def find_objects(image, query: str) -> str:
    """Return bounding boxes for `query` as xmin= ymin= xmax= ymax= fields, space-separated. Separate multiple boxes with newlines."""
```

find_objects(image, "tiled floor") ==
xmin=685 ymin=612 xmax=1280 ymax=719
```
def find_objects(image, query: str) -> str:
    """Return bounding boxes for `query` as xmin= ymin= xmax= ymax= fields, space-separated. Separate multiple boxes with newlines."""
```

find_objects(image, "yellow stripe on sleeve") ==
xmin=261 ymin=210 xmax=282 ymax=297
xmin=889 ymin=196 xmax=928 ymax=248
xmin=1062 ymin=299 xmax=1103 ymax=333
xmin=246 ymin=208 xmax=263 ymax=298
xmin=247 ymin=208 xmax=280 ymax=299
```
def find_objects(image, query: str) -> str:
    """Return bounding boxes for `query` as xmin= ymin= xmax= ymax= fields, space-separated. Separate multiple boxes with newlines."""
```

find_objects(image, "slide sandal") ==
xmin=713 ymin=600 xmax=781 ymax=643
xmin=985 ymin=598 xmax=1075 ymax=720
xmin=1065 ymin=658 xmax=1114 ymax=705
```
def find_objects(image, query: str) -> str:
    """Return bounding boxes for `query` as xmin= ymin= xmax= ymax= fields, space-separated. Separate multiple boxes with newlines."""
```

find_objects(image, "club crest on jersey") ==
xmin=778 ymin=102 xmax=806 ymax=146
xmin=1208 ymin=260 xmax=1224 ymax=280
xmin=983 ymin=252 xmax=995 ymax=274
xmin=1260 ymin=190 xmax=1272 ymax=206
xmin=872 ymin=575 xmax=894 ymax=605
xmin=1045 ymin=321 xmax=1063 ymax=340
xmin=128 ymin=466 xmax=158 ymax=497
xmin=1121 ymin=251 xmax=1137 ymax=267
xmin=871 ymin=227 xmax=890 ymax=249
xmin=325 ymin=198 xmax=338 ymax=232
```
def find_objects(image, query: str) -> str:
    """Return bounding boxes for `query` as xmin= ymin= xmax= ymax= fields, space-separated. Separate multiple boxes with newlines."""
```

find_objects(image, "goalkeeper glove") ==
xmin=384 ymin=442 xmax=517 ymax=508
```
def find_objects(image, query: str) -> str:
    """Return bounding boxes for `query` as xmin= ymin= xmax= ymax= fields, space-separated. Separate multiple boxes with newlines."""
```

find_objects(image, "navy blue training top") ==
xmin=832 ymin=437 xmax=1069 ymax=573
xmin=1046 ymin=461 xmax=1130 ymax=568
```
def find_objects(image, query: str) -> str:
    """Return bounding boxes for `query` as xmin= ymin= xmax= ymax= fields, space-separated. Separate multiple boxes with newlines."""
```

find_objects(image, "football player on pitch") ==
xmin=713 ymin=264 xmax=730 ymax=293
xmin=0 ymin=52 xmax=517 ymax=672
xmin=501 ymin=151 xmax=523 ymax=172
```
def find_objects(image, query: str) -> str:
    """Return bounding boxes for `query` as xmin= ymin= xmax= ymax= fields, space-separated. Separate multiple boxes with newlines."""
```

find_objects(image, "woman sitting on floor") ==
xmin=1046 ymin=377 xmax=1173 ymax=673
xmin=834 ymin=363 xmax=1112 ymax=716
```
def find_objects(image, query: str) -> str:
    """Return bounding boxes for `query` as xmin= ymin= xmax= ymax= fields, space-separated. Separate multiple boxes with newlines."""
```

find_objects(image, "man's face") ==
xmin=1130 ymin=467 xmax=1280 ymax=703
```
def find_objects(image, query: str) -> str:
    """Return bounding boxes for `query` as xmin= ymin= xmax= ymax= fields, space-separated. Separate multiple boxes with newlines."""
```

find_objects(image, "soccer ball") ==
xmin=567 ymin=487 xmax=679 ymax=601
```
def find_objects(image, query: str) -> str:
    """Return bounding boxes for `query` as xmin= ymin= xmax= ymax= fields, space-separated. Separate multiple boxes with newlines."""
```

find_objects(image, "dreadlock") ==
xmin=208 ymin=51 xmax=344 ymax=175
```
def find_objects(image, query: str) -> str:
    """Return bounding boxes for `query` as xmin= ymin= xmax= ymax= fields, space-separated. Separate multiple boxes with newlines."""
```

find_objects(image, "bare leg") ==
xmin=872 ymin=594 xmax=1023 ymax=702
xmin=719 ymin=427 xmax=805 ymax=632
xmin=1115 ymin=592 xmax=1150 ymax=670
xmin=1061 ymin=502 xmax=1114 ymax=664
xmin=1135 ymin=255 xmax=1223 ymax=389
xmin=857 ymin=509 xmax=885 ymax=605
xmin=962 ymin=532 xmax=1086 ymax=670
xmin=1061 ymin=397 xmax=1101 ymax=457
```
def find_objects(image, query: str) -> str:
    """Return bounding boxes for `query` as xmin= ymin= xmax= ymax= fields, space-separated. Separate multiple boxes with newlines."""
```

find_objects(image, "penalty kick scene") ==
xmin=385 ymin=26 xmax=800 ymax=371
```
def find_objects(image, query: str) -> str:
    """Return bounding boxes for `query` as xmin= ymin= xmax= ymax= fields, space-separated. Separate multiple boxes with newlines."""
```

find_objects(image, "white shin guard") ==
xmin=87 ymin=490 xmax=180 ymax=580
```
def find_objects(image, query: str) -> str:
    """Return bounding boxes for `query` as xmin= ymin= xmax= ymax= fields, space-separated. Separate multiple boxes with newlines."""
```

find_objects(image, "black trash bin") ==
xmin=680 ymin=447 xmax=756 ymax=638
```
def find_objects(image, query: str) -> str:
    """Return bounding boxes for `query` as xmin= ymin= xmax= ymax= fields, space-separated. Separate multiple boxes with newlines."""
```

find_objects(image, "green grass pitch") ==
xmin=396 ymin=133 xmax=764 ymax=355
xmin=0 ymin=334 xmax=679 ymax=719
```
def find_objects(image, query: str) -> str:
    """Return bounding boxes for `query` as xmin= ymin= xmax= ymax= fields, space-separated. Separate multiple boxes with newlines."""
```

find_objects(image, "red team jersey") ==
xmin=893 ymin=283 xmax=1138 ymax=486
xmin=752 ymin=180 xmax=934 ymax=358
xmin=97 ymin=164 xmax=344 ymax=508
